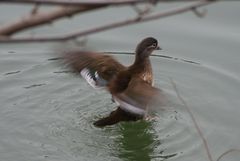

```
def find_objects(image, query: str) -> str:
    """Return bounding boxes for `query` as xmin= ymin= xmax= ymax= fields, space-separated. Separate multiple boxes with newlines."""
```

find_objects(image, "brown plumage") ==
xmin=63 ymin=37 xmax=163 ymax=127
xmin=63 ymin=51 xmax=125 ymax=83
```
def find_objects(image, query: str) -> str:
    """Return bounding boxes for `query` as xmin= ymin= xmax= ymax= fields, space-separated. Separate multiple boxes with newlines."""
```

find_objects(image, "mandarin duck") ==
xmin=63 ymin=37 xmax=164 ymax=127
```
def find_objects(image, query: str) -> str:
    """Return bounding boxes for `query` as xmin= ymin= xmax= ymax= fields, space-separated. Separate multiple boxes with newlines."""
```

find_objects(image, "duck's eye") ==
xmin=151 ymin=43 xmax=157 ymax=47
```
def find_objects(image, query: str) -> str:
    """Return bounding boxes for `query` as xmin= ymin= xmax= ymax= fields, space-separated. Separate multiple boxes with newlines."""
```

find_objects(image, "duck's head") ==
xmin=135 ymin=37 xmax=161 ymax=58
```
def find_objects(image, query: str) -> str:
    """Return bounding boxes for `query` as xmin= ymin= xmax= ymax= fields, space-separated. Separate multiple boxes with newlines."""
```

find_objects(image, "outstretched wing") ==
xmin=112 ymin=77 xmax=165 ymax=116
xmin=63 ymin=51 xmax=126 ymax=88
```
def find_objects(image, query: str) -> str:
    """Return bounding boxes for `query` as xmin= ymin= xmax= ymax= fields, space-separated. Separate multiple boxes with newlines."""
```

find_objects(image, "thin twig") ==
xmin=170 ymin=78 xmax=240 ymax=161
xmin=170 ymin=78 xmax=214 ymax=161
xmin=132 ymin=1 xmax=155 ymax=17
xmin=0 ymin=0 xmax=215 ymax=43
xmin=191 ymin=7 xmax=207 ymax=17
xmin=31 ymin=3 xmax=40 ymax=15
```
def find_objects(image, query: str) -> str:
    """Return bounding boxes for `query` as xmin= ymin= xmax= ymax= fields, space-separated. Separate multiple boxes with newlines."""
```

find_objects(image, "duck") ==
xmin=63 ymin=37 xmax=163 ymax=127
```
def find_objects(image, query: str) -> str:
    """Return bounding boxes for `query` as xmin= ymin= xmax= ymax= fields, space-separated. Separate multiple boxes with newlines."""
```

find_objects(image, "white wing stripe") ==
xmin=80 ymin=68 xmax=101 ymax=89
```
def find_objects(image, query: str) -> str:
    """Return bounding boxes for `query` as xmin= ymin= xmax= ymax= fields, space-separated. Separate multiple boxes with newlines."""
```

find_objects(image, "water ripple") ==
xmin=1 ymin=51 xmax=240 ymax=161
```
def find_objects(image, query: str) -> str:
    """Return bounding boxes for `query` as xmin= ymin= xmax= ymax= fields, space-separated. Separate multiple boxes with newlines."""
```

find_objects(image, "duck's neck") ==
xmin=132 ymin=54 xmax=152 ymax=73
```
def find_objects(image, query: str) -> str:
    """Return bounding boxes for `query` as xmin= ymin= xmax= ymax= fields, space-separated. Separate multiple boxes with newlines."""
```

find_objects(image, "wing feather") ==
xmin=113 ymin=77 xmax=164 ymax=116
xmin=63 ymin=51 xmax=126 ymax=88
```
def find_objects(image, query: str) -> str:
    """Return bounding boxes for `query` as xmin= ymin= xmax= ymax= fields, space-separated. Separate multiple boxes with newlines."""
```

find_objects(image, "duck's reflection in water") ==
xmin=114 ymin=121 xmax=154 ymax=161
xmin=114 ymin=121 xmax=177 ymax=161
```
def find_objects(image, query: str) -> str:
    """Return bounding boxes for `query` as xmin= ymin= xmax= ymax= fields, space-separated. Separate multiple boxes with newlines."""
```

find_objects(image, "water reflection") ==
xmin=114 ymin=120 xmax=178 ymax=161
xmin=115 ymin=121 xmax=157 ymax=161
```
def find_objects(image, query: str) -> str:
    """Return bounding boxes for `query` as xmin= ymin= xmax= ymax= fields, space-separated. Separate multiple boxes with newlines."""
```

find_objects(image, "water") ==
xmin=0 ymin=2 xmax=240 ymax=161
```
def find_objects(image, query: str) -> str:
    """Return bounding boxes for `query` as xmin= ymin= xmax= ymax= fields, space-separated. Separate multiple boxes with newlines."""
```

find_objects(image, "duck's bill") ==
xmin=155 ymin=46 xmax=162 ymax=50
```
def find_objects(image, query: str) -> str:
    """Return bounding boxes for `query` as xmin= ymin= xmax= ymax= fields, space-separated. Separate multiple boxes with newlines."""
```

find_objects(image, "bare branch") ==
xmin=0 ymin=0 xmax=220 ymax=6
xmin=0 ymin=0 xmax=158 ymax=36
xmin=0 ymin=0 xmax=160 ymax=6
xmin=0 ymin=5 xmax=104 ymax=36
xmin=0 ymin=0 xmax=216 ymax=43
